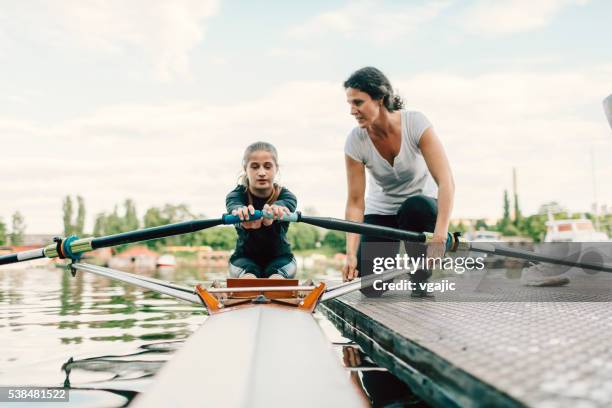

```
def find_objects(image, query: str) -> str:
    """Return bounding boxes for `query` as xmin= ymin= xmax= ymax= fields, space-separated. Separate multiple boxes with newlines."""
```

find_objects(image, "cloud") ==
xmin=289 ymin=0 xmax=451 ymax=43
xmin=1 ymin=67 xmax=611 ymax=233
xmin=266 ymin=48 xmax=318 ymax=61
xmin=0 ymin=0 xmax=219 ymax=80
xmin=0 ymin=81 xmax=351 ymax=232
xmin=459 ymin=0 xmax=589 ymax=35
xmin=393 ymin=67 xmax=612 ymax=217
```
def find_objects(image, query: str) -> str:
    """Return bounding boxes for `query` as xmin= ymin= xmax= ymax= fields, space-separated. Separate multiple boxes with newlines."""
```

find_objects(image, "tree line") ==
xmin=450 ymin=190 xmax=612 ymax=242
xmin=5 ymin=192 xmax=606 ymax=250
xmin=0 ymin=212 xmax=26 ymax=246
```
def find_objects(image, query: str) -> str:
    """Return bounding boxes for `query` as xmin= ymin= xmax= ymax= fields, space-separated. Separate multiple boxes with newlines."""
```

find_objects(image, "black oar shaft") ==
xmin=299 ymin=215 xmax=426 ymax=242
xmin=0 ymin=253 xmax=23 ymax=265
xmin=91 ymin=218 xmax=223 ymax=249
xmin=0 ymin=248 xmax=45 ymax=265
xmin=471 ymin=242 xmax=612 ymax=273
xmin=0 ymin=218 xmax=225 ymax=266
xmin=297 ymin=214 xmax=612 ymax=274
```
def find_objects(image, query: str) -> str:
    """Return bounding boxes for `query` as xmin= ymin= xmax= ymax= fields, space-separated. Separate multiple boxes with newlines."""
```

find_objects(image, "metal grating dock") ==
xmin=320 ymin=268 xmax=612 ymax=408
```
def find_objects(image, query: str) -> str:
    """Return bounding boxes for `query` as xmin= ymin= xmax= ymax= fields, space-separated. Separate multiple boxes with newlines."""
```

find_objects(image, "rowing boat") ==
xmin=1 ymin=210 xmax=611 ymax=407
xmin=132 ymin=277 xmax=365 ymax=407
xmin=68 ymin=262 xmax=395 ymax=407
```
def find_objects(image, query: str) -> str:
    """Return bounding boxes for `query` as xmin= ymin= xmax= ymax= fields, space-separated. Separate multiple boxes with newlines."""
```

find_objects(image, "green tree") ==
xmin=287 ymin=223 xmax=319 ymax=250
xmin=105 ymin=206 xmax=124 ymax=235
xmin=92 ymin=207 xmax=122 ymax=237
xmin=10 ymin=211 xmax=26 ymax=245
xmin=475 ymin=219 xmax=488 ymax=230
xmin=197 ymin=227 xmax=238 ymax=250
xmin=75 ymin=196 xmax=86 ymax=235
xmin=142 ymin=204 xmax=196 ymax=249
xmin=450 ymin=220 xmax=467 ymax=233
xmin=123 ymin=199 xmax=139 ymax=231
xmin=513 ymin=192 xmax=522 ymax=227
xmin=62 ymin=196 xmax=74 ymax=236
xmin=496 ymin=190 xmax=512 ymax=235
xmin=502 ymin=190 xmax=510 ymax=226
xmin=321 ymin=230 xmax=346 ymax=253
xmin=62 ymin=195 xmax=86 ymax=236
xmin=93 ymin=213 xmax=106 ymax=236
xmin=0 ymin=218 xmax=6 ymax=245
xmin=143 ymin=207 xmax=163 ymax=229
xmin=522 ymin=214 xmax=548 ymax=242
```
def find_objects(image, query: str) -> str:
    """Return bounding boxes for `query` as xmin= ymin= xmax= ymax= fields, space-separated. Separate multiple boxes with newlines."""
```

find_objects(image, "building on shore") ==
xmin=108 ymin=245 xmax=159 ymax=270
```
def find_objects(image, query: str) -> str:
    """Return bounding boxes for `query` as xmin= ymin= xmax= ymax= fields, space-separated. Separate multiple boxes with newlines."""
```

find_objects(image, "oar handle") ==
xmin=222 ymin=210 xmax=299 ymax=224
xmin=433 ymin=232 xmax=462 ymax=252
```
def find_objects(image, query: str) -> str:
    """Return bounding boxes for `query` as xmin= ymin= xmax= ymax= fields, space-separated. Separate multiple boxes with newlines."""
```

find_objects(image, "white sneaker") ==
xmin=520 ymin=262 xmax=570 ymax=287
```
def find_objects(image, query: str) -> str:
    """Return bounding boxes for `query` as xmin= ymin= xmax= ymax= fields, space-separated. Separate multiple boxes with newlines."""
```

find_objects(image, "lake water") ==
xmin=0 ymin=263 xmax=428 ymax=407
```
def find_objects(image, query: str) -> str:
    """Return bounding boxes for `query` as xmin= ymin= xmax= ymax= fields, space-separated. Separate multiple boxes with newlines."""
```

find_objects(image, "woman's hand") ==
xmin=231 ymin=205 xmax=263 ymax=229
xmin=262 ymin=204 xmax=290 ymax=226
xmin=426 ymin=233 xmax=447 ymax=269
xmin=342 ymin=254 xmax=359 ymax=282
xmin=420 ymin=127 xmax=455 ymax=267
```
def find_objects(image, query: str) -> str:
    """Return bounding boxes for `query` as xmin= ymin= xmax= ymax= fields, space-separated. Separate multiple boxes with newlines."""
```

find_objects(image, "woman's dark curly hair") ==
xmin=343 ymin=67 xmax=404 ymax=112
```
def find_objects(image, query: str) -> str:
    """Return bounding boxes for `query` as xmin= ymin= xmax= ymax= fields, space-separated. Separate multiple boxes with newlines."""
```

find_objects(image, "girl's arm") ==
xmin=264 ymin=188 xmax=297 ymax=224
xmin=226 ymin=186 xmax=246 ymax=214
xmin=273 ymin=188 xmax=297 ymax=212
xmin=226 ymin=186 xmax=260 ymax=228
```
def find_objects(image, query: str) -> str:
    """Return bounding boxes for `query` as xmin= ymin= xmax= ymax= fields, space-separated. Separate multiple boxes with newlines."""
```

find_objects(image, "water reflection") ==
xmin=340 ymin=345 xmax=429 ymax=407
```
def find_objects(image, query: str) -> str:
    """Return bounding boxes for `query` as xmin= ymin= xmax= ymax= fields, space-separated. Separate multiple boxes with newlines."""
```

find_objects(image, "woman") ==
xmin=341 ymin=67 xmax=454 ymax=296
xmin=226 ymin=141 xmax=297 ymax=279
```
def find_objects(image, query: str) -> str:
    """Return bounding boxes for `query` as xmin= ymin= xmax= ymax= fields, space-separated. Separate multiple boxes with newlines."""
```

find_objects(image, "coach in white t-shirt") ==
xmin=342 ymin=67 xmax=455 ymax=296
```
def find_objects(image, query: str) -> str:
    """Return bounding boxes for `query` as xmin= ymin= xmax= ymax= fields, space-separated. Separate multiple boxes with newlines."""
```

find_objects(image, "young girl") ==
xmin=226 ymin=142 xmax=297 ymax=279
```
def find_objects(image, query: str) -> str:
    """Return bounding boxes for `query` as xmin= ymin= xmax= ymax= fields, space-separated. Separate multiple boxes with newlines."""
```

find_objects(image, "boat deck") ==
xmin=132 ymin=301 xmax=367 ymax=408
xmin=320 ymin=268 xmax=612 ymax=408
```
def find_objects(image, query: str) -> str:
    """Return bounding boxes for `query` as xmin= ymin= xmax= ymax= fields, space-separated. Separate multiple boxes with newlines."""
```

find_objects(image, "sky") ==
xmin=0 ymin=0 xmax=611 ymax=234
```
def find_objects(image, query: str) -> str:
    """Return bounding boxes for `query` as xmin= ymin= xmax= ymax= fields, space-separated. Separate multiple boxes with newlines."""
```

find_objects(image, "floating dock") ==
xmin=320 ymin=268 xmax=612 ymax=408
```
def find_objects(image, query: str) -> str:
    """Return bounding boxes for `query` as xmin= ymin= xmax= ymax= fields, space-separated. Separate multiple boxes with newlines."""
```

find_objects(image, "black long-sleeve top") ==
xmin=225 ymin=185 xmax=297 ymax=265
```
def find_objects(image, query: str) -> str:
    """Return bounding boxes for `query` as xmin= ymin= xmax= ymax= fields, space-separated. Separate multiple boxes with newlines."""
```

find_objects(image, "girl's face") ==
xmin=246 ymin=150 xmax=277 ymax=193
xmin=346 ymin=87 xmax=382 ymax=128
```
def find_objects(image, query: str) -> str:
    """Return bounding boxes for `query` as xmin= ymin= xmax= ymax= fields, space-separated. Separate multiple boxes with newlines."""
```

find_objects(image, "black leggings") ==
xmin=357 ymin=195 xmax=438 ymax=296
xmin=229 ymin=255 xmax=297 ymax=279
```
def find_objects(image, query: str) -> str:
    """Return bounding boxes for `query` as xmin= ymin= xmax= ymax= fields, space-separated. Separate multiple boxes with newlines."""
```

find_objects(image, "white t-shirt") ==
xmin=344 ymin=110 xmax=437 ymax=215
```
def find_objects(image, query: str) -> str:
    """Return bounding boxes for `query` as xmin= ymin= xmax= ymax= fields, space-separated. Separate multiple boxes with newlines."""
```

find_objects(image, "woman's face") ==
xmin=246 ymin=150 xmax=277 ymax=193
xmin=346 ymin=87 xmax=381 ymax=128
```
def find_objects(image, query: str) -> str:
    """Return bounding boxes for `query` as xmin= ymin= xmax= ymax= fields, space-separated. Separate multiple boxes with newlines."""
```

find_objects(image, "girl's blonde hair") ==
xmin=239 ymin=141 xmax=281 ymax=205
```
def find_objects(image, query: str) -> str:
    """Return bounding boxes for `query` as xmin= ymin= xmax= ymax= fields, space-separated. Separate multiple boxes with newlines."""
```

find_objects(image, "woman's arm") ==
xmin=419 ymin=127 xmax=455 ymax=249
xmin=343 ymin=154 xmax=366 ymax=281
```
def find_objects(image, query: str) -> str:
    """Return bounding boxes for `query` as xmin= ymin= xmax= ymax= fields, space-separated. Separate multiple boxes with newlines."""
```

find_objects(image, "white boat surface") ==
xmin=544 ymin=218 xmax=609 ymax=242
xmin=131 ymin=305 xmax=365 ymax=408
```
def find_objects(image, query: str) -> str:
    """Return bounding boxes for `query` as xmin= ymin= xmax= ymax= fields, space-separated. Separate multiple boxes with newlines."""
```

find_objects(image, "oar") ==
xmin=176 ymin=211 xmax=612 ymax=274
xmin=287 ymin=213 xmax=612 ymax=274
xmin=226 ymin=211 xmax=434 ymax=243
xmin=2 ymin=210 xmax=610 ymax=274
xmin=0 ymin=213 xmax=262 ymax=266
xmin=72 ymin=263 xmax=201 ymax=304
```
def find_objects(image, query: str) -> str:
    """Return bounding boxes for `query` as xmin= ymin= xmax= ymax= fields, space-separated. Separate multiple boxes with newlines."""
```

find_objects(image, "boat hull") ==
xmin=132 ymin=304 xmax=365 ymax=407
